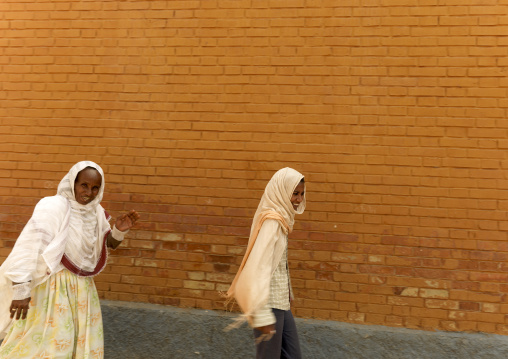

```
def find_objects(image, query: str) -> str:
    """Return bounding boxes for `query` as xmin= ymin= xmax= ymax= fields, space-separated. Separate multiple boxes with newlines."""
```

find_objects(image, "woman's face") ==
xmin=290 ymin=181 xmax=305 ymax=211
xmin=74 ymin=168 xmax=102 ymax=205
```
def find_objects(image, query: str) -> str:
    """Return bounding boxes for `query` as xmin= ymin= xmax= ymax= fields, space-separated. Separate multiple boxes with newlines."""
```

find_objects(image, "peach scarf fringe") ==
xmin=223 ymin=210 xmax=289 ymax=331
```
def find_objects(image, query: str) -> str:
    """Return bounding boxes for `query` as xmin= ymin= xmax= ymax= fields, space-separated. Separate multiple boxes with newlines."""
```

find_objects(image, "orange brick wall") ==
xmin=1 ymin=0 xmax=508 ymax=335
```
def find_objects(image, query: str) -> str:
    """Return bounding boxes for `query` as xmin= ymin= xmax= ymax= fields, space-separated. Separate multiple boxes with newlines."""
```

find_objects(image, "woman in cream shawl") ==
xmin=0 ymin=161 xmax=140 ymax=358
xmin=227 ymin=167 xmax=306 ymax=359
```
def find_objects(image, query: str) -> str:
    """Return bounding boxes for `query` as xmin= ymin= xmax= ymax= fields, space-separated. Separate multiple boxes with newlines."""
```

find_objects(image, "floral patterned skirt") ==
xmin=0 ymin=269 xmax=104 ymax=358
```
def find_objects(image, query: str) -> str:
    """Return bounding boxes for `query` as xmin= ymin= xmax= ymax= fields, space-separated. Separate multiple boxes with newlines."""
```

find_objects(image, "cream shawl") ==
xmin=55 ymin=161 xmax=110 ymax=272
xmin=226 ymin=167 xmax=305 ymax=327
xmin=0 ymin=161 xmax=111 ymax=337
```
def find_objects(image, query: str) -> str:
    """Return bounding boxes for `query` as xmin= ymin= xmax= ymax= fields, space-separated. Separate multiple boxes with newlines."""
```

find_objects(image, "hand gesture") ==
xmin=10 ymin=298 xmax=31 ymax=320
xmin=254 ymin=324 xmax=276 ymax=343
xmin=115 ymin=210 xmax=140 ymax=232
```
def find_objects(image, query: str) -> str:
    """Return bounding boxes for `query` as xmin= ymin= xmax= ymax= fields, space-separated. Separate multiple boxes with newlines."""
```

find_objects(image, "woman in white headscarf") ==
xmin=0 ymin=161 xmax=140 ymax=358
xmin=226 ymin=167 xmax=306 ymax=359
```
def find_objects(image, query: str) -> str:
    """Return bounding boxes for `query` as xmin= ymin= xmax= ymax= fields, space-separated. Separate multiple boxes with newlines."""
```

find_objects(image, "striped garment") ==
xmin=251 ymin=235 xmax=292 ymax=328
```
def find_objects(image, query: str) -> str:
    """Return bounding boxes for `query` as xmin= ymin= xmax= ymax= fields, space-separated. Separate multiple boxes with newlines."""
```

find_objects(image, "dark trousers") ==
xmin=253 ymin=309 xmax=302 ymax=359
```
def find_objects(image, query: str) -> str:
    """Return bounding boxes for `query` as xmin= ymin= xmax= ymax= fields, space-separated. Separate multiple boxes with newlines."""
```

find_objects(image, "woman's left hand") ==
xmin=115 ymin=209 xmax=140 ymax=231
xmin=10 ymin=298 xmax=31 ymax=320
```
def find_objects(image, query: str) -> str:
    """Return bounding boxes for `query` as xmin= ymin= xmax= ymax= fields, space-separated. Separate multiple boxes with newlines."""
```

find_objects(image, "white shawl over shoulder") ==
xmin=0 ymin=196 xmax=69 ymax=336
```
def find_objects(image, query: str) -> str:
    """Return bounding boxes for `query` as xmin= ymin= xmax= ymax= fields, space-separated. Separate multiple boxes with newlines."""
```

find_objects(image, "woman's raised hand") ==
xmin=115 ymin=210 xmax=140 ymax=232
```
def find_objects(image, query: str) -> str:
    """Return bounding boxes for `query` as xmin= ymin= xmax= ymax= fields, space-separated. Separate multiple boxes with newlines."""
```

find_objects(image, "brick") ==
xmin=183 ymin=280 xmax=215 ymax=291
xmin=348 ymin=312 xmax=366 ymax=323
xmin=388 ymin=296 xmax=424 ymax=307
xmin=420 ymin=289 xmax=449 ymax=299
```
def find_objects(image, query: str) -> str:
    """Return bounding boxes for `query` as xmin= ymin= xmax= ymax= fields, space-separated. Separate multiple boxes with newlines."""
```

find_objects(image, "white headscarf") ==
xmin=251 ymin=167 xmax=306 ymax=235
xmin=226 ymin=167 xmax=306 ymax=327
xmin=55 ymin=161 xmax=110 ymax=272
